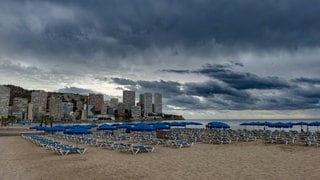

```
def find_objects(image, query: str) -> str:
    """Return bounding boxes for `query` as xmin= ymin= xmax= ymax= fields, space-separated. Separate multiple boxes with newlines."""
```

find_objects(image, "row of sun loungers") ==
xmin=51 ymin=134 xmax=155 ymax=155
xmin=21 ymin=134 xmax=86 ymax=155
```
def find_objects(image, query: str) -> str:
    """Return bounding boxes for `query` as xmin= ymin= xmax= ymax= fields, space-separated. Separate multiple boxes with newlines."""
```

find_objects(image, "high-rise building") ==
xmin=154 ymin=93 xmax=162 ymax=114
xmin=11 ymin=97 xmax=28 ymax=120
xmin=88 ymin=93 xmax=104 ymax=113
xmin=49 ymin=95 xmax=62 ymax=120
xmin=0 ymin=85 xmax=10 ymax=118
xmin=143 ymin=92 xmax=152 ymax=116
xmin=31 ymin=90 xmax=48 ymax=120
xmin=139 ymin=94 xmax=145 ymax=116
xmin=123 ymin=90 xmax=135 ymax=112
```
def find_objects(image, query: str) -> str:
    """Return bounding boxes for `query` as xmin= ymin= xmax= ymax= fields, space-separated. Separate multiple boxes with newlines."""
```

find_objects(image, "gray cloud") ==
xmin=58 ymin=86 xmax=95 ymax=95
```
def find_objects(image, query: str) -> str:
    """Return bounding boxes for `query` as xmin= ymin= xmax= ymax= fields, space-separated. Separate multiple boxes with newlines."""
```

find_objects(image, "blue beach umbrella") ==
xmin=207 ymin=122 xmax=230 ymax=129
xmin=168 ymin=122 xmax=187 ymax=127
xmin=97 ymin=124 xmax=118 ymax=131
xmin=129 ymin=124 xmax=156 ymax=132
xmin=64 ymin=128 xmax=92 ymax=135
xmin=267 ymin=122 xmax=293 ymax=128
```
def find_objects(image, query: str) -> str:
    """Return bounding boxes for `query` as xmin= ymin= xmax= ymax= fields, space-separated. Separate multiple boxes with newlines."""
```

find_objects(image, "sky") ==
xmin=0 ymin=0 xmax=320 ymax=119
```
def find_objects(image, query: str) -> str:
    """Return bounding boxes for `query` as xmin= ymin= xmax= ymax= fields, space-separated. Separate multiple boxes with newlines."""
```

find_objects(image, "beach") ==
xmin=1 ymin=133 xmax=319 ymax=180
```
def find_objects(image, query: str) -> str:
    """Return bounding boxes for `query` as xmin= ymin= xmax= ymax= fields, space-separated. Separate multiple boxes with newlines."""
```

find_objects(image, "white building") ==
xmin=0 ymin=85 xmax=10 ymax=118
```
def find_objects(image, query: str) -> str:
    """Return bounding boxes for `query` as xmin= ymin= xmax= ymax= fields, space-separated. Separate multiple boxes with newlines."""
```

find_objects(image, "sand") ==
xmin=1 ymin=134 xmax=320 ymax=180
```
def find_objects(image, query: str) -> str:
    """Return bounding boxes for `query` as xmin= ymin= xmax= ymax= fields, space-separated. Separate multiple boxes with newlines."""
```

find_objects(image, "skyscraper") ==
xmin=0 ymin=85 xmax=10 ymax=118
xmin=49 ymin=94 xmax=62 ymax=120
xmin=143 ymin=92 xmax=152 ymax=116
xmin=123 ymin=90 xmax=135 ymax=112
xmin=154 ymin=93 xmax=162 ymax=114
xmin=31 ymin=90 xmax=48 ymax=120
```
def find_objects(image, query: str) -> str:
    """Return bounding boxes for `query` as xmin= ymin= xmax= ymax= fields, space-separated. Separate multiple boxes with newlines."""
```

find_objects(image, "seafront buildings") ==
xmin=0 ymin=85 xmax=163 ymax=121
xmin=0 ymin=85 xmax=10 ymax=118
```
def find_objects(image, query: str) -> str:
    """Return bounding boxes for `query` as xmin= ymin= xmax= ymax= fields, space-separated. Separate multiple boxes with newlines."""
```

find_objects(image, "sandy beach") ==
xmin=1 ymin=131 xmax=319 ymax=180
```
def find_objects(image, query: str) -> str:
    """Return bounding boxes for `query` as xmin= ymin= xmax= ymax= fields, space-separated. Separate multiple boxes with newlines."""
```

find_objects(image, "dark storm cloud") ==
xmin=163 ymin=64 xmax=291 ymax=90
xmin=292 ymin=77 xmax=320 ymax=84
xmin=1 ymin=0 xmax=320 ymax=62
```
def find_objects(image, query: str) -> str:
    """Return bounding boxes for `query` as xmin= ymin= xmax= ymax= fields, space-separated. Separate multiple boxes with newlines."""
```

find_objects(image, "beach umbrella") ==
xmin=267 ymin=122 xmax=293 ymax=128
xmin=207 ymin=122 xmax=230 ymax=129
xmin=63 ymin=128 xmax=92 ymax=135
xmin=97 ymin=124 xmax=118 ymax=131
xmin=152 ymin=123 xmax=170 ymax=130
xmin=168 ymin=122 xmax=187 ymax=127
xmin=129 ymin=124 xmax=156 ymax=132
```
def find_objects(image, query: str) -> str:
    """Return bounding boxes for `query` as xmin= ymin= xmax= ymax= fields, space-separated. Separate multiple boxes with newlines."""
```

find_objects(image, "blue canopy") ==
xmin=207 ymin=122 xmax=230 ymax=129
xmin=308 ymin=121 xmax=320 ymax=126
xmin=64 ymin=128 xmax=92 ymax=135
xmin=115 ymin=123 xmax=134 ymax=129
xmin=240 ymin=121 xmax=270 ymax=126
xmin=267 ymin=122 xmax=293 ymax=128
xmin=152 ymin=123 xmax=170 ymax=130
xmin=44 ymin=126 xmax=65 ymax=133
xmin=97 ymin=124 xmax=118 ymax=131
xmin=291 ymin=121 xmax=309 ymax=126
xmin=168 ymin=122 xmax=187 ymax=127
xmin=128 ymin=124 xmax=156 ymax=132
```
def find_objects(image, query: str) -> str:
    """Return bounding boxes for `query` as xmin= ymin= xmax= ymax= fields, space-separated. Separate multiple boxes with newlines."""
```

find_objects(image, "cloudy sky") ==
xmin=0 ymin=0 xmax=320 ymax=119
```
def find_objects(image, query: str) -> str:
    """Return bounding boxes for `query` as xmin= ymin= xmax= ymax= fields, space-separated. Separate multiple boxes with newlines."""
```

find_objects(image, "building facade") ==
xmin=123 ymin=90 xmax=135 ymax=112
xmin=11 ymin=97 xmax=28 ymax=120
xmin=49 ymin=95 xmax=62 ymax=120
xmin=0 ymin=85 xmax=10 ymax=118
xmin=31 ymin=91 xmax=48 ymax=120
xmin=88 ymin=93 xmax=104 ymax=113
xmin=143 ymin=92 xmax=153 ymax=116
xmin=154 ymin=93 xmax=162 ymax=114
